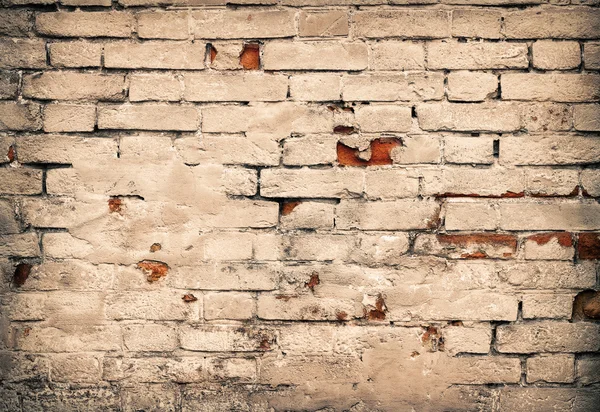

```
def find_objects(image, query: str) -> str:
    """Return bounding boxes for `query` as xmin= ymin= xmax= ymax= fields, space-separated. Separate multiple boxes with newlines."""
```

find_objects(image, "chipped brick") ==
xmin=573 ymin=290 xmax=600 ymax=320
xmin=150 ymin=243 xmax=162 ymax=252
xmin=337 ymin=138 xmax=402 ymax=167
xmin=281 ymin=201 xmax=301 ymax=216
xmin=578 ymin=233 xmax=600 ymax=259
xmin=13 ymin=263 xmax=31 ymax=287
xmin=108 ymin=197 xmax=122 ymax=214
xmin=240 ymin=43 xmax=260 ymax=70
xmin=528 ymin=233 xmax=573 ymax=248
xmin=182 ymin=294 xmax=198 ymax=303
xmin=137 ymin=260 xmax=169 ymax=283
xmin=305 ymin=272 xmax=320 ymax=290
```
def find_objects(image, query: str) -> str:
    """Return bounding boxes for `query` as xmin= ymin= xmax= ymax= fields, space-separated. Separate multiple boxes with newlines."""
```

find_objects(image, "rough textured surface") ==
xmin=0 ymin=2 xmax=599 ymax=411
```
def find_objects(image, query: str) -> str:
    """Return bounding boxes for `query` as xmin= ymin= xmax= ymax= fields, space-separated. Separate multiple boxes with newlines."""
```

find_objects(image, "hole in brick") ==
xmin=281 ymin=201 xmax=301 ymax=216
xmin=305 ymin=272 xmax=320 ymax=290
xmin=578 ymin=233 xmax=600 ymax=259
xmin=366 ymin=294 xmax=387 ymax=320
xmin=182 ymin=293 xmax=198 ymax=303
xmin=7 ymin=145 xmax=15 ymax=162
xmin=108 ymin=197 xmax=122 ymax=214
xmin=240 ymin=43 xmax=260 ymax=70
xmin=411 ymin=106 xmax=417 ymax=118
xmin=327 ymin=104 xmax=354 ymax=113
xmin=471 ymin=132 xmax=480 ymax=137
xmin=493 ymin=139 xmax=500 ymax=158
xmin=337 ymin=138 xmax=402 ymax=167
xmin=572 ymin=290 xmax=600 ymax=320
xmin=421 ymin=326 xmax=444 ymax=352
xmin=208 ymin=44 xmax=217 ymax=63
xmin=336 ymin=311 xmax=348 ymax=321
xmin=13 ymin=263 xmax=31 ymax=287
xmin=150 ymin=243 xmax=162 ymax=252
xmin=137 ymin=260 xmax=169 ymax=283
xmin=333 ymin=125 xmax=357 ymax=135
xmin=449 ymin=320 xmax=463 ymax=326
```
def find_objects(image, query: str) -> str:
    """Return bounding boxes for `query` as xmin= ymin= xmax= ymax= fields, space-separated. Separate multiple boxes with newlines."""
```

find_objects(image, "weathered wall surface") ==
xmin=1 ymin=0 xmax=600 ymax=410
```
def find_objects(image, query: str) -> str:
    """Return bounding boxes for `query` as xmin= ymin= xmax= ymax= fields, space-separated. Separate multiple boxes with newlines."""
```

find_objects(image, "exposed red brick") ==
xmin=149 ymin=243 xmax=162 ymax=252
xmin=281 ymin=201 xmax=301 ymax=216
xmin=366 ymin=294 xmax=387 ymax=320
xmin=527 ymin=232 xmax=573 ymax=247
xmin=240 ymin=43 xmax=260 ymax=70
xmin=333 ymin=125 xmax=356 ymax=135
xmin=578 ymin=233 xmax=600 ymax=259
xmin=460 ymin=251 xmax=489 ymax=259
xmin=573 ymin=290 xmax=600 ymax=320
xmin=336 ymin=311 xmax=348 ymax=321
xmin=337 ymin=138 xmax=402 ymax=167
xmin=209 ymin=44 xmax=217 ymax=63
xmin=305 ymin=272 xmax=320 ymax=290
xmin=108 ymin=197 xmax=122 ymax=213
xmin=259 ymin=337 xmax=271 ymax=350
xmin=13 ymin=263 xmax=31 ymax=287
xmin=182 ymin=293 xmax=198 ymax=303
xmin=437 ymin=234 xmax=518 ymax=256
xmin=7 ymin=145 xmax=15 ymax=162
xmin=137 ymin=260 xmax=169 ymax=283
xmin=426 ymin=207 xmax=442 ymax=230
xmin=275 ymin=294 xmax=294 ymax=301
xmin=421 ymin=326 xmax=444 ymax=352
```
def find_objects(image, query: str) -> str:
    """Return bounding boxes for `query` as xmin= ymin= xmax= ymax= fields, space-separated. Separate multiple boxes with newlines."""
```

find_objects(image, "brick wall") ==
xmin=1 ymin=0 xmax=600 ymax=410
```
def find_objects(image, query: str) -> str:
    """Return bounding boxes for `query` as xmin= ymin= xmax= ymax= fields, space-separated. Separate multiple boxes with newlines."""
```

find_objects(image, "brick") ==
xmin=0 ymin=353 xmax=48 ymax=382
xmin=417 ymin=103 xmax=521 ymax=132
xmin=0 ymin=39 xmax=46 ymax=69
xmin=36 ymin=12 xmax=134 ymax=37
xmin=289 ymin=74 xmax=342 ymax=101
xmin=577 ymin=357 xmax=600 ymax=385
xmin=369 ymin=41 xmax=425 ymax=70
xmin=527 ymin=354 xmax=575 ymax=384
xmin=496 ymin=321 xmax=600 ymax=353
xmin=448 ymin=357 xmax=521 ymax=384
xmin=420 ymin=167 xmax=525 ymax=198
xmin=192 ymin=10 xmax=296 ymax=39
xmin=43 ymin=104 xmax=96 ymax=132
xmin=104 ymin=42 xmax=206 ymax=69
xmin=0 ymin=199 xmax=19 ymax=234
xmin=186 ymin=133 xmax=280 ymax=166
xmin=532 ymin=40 xmax=581 ymax=70
xmin=355 ymin=105 xmax=412 ymax=132
xmin=137 ymin=11 xmax=189 ymax=40
xmin=0 ymin=102 xmax=42 ymax=131
xmin=443 ymin=324 xmax=492 ymax=355
xmin=574 ymin=104 xmax=600 ymax=131
xmin=354 ymin=10 xmax=450 ymax=38
xmin=50 ymin=354 xmax=102 ymax=383
xmin=283 ymin=135 xmax=337 ymax=166
xmin=260 ymin=355 xmax=361 ymax=385
xmin=445 ymin=201 xmax=497 ymax=231
xmin=121 ymin=384 xmax=178 ymax=412
xmin=179 ymin=325 xmax=274 ymax=352
xmin=299 ymin=11 xmax=348 ymax=37
xmin=584 ymin=42 xmax=600 ymax=69
xmin=504 ymin=8 xmax=600 ymax=39
xmin=0 ymin=233 xmax=40 ymax=257
xmin=17 ymin=135 xmax=117 ymax=164
xmin=49 ymin=41 xmax=102 ymax=68
xmin=414 ymin=233 xmax=517 ymax=259
xmin=497 ymin=261 xmax=596 ymax=290
xmin=62 ymin=0 xmax=112 ymax=5
xmin=498 ymin=202 xmax=600 ymax=231
xmin=523 ymin=232 xmax=574 ymax=260
xmin=522 ymin=294 xmax=574 ymax=320
xmin=520 ymin=103 xmax=572 ymax=132
xmin=336 ymin=200 xmax=440 ymax=230
xmin=23 ymin=72 xmax=126 ymax=101
xmin=263 ymin=42 xmax=368 ymax=70
xmin=501 ymin=74 xmax=600 ymax=102
xmin=106 ymin=291 xmax=198 ymax=321
xmin=392 ymin=135 xmax=440 ymax=164
xmin=207 ymin=357 xmax=256 ymax=382
xmin=129 ymin=73 xmax=182 ymax=102
xmin=122 ymin=324 xmax=178 ymax=352
xmin=0 ymin=10 xmax=33 ymax=36
xmin=257 ymin=294 xmax=360 ymax=321
xmin=221 ymin=167 xmax=258 ymax=196
xmin=0 ymin=71 xmax=19 ymax=99
xmin=170 ymin=263 xmax=279 ymax=291
xmin=578 ymin=233 xmax=600 ymax=259
xmin=282 ymin=233 xmax=354 ymax=261
xmin=280 ymin=201 xmax=335 ymax=229
xmin=343 ymin=73 xmax=444 ymax=101
xmin=444 ymin=135 xmax=494 ymax=164
xmin=501 ymin=135 xmax=600 ymax=165
xmin=204 ymin=292 xmax=255 ymax=320
xmin=0 ymin=168 xmax=43 ymax=195
xmin=15 ymin=325 xmax=122 ymax=352
xmin=428 ymin=41 xmax=529 ymax=69
xmin=201 ymin=103 xmax=334 ymax=135
xmin=582 ymin=169 xmax=600 ymax=197
xmin=260 ymin=168 xmax=364 ymax=198
xmin=447 ymin=71 xmax=497 ymax=102
xmin=183 ymin=73 xmax=288 ymax=102
xmin=98 ymin=105 xmax=198 ymax=131
xmin=103 ymin=357 xmax=205 ymax=383
xmin=451 ymin=9 xmax=501 ymax=39
xmin=526 ymin=169 xmax=579 ymax=197
xmin=364 ymin=170 xmax=419 ymax=199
